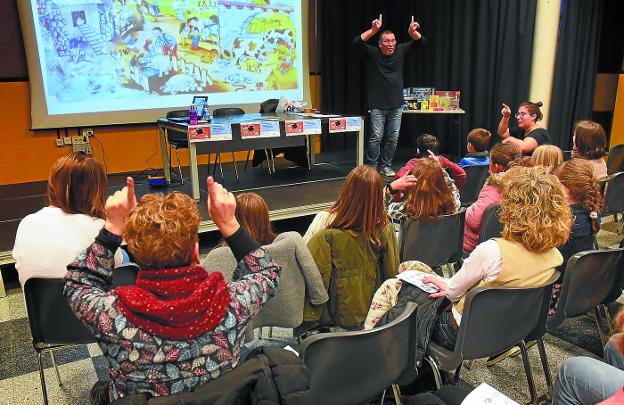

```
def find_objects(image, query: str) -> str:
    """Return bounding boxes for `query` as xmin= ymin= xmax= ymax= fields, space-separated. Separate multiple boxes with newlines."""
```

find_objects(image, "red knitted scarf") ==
xmin=115 ymin=265 xmax=229 ymax=340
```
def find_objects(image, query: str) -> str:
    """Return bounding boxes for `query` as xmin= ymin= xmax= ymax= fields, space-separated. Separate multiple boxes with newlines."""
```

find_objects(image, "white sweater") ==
xmin=12 ymin=206 xmax=123 ymax=287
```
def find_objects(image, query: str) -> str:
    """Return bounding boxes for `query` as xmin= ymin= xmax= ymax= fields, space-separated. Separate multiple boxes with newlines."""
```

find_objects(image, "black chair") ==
xmin=607 ymin=144 xmax=624 ymax=175
xmin=24 ymin=278 xmax=97 ymax=405
xmin=458 ymin=165 xmax=489 ymax=207
xmin=534 ymin=248 xmax=624 ymax=395
xmin=425 ymin=273 xmax=559 ymax=405
xmin=300 ymin=303 xmax=418 ymax=405
xmin=477 ymin=203 xmax=502 ymax=244
xmin=212 ymin=107 xmax=245 ymax=182
xmin=602 ymin=172 xmax=624 ymax=234
xmin=165 ymin=109 xmax=192 ymax=183
xmin=399 ymin=208 xmax=466 ymax=269
xmin=596 ymin=247 xmax=624 ymax=345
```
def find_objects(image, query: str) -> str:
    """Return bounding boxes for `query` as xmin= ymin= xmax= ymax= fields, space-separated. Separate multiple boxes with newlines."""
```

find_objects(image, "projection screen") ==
xmin=17 ymin=0 xmax=310 ymax=129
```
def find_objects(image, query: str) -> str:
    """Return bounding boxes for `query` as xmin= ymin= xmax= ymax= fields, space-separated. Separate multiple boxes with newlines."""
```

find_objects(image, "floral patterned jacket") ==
xmin=64 ymin=228 xmax=280 ymax=401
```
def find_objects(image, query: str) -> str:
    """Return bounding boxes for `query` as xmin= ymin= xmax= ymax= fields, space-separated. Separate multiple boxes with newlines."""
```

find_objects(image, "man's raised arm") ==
xmin=360 ymin=14 xmax=382 ymax=42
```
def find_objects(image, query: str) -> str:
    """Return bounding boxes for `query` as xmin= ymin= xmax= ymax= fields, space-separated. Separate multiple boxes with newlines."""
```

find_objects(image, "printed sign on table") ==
xmin=285 ymin=120 xmax=304 ymax=136
xmin=188 ymin=125 xmax=211 ymax=142
xmin=240 ymin=122 xmax=261 ymax=138
xmin=328 ymin=117 xmax=361 ymax=133
xmin=259 ymin=120 xmax=281 ymax=138
xmin=303 ymin=119 xmax=322 ymax=134
xmin=188 ymin=124 xmax=232 ymax=142
xmin=209 ymin=123 xmax=233 ymax=141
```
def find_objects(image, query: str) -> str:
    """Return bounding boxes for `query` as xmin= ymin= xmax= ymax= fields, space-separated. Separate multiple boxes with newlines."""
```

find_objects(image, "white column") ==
xmin=528 ymin=0 xmax=562 ymax=127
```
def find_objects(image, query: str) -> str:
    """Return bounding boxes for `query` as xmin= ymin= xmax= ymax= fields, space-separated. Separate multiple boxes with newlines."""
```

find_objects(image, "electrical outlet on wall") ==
xmin=55 ymin=138 xmax=64 ymax=147
xmin=63 ymin=136 xmax=72 ymax=145
xmin=83 ymin=129 xmax=94 ymax=137
xmin=72 ymin=143 xmax=92 ymax=154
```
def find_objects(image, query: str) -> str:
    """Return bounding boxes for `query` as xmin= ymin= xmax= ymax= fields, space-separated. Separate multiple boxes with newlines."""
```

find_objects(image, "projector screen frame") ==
xmin=17 ymin=0 xmax=311 ymax=130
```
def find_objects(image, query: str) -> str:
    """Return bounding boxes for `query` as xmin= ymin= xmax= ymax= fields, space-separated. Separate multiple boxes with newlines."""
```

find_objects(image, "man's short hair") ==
xmin=416 ymin=134 xmax=440 ymax=157
xmin=467 ymin=128 xmax=491 ymax=152
xmin=379 ymin=30 xmax=395 ymax=42
xmin=124 ymin=192 xmax=200 ymax=269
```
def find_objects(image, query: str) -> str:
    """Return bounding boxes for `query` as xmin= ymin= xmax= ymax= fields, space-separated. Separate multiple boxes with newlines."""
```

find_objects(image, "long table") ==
xmin=158 ymin=112 xmax=364 ymax=200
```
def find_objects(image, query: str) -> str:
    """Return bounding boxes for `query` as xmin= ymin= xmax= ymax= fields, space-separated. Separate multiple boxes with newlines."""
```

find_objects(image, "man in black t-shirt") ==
xmin=354 ymin=15 xmax=425 ymax=177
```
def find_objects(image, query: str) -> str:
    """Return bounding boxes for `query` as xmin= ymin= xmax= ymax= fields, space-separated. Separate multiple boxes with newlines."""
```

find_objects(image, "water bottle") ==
xmin=189 ymin=104 xmax=198 ymax=125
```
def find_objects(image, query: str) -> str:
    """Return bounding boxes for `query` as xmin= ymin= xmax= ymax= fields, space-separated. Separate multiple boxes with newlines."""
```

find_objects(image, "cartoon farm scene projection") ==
xmin=34 ymin=0 xmax=299 ymax=108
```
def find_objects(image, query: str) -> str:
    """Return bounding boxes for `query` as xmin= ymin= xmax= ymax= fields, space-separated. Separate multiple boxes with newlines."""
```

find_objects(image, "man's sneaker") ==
xmin=485 ymin=346 xmax=521 ymax=367
xmin=379 ymin=166 xmax=396 ymax=177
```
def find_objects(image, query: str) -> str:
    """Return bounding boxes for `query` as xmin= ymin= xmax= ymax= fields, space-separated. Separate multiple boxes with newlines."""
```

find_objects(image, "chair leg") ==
xmin=173 ymin=148 xmax=184 ymax=184
xmin=50 ymin=350 xmax=62 ymax=386
xmin=537 ymin=337 xmax=553 ymax=398
xmin=215 ymin=153 xmax=224 ymax=180
xmin=391 ymin=384 xmax=402 ymax=405
xmin=244 ymin=150 xmax=251 ymax=171
xmin=425 ymin=356 xmax=443 ymax=390
xmin=38 ymin=351 xmax=49 ymax=405
xmin=518 ymin=340 xmax=539 ymax=405
xmin=231 ymin=152 xmax=239 ymax=182
xmin=206 ymin=153 xmax=211 ymax=176
xmin=268 ymin=327 xmax=273 ymax=338
xmin=212 ymin=153 xmax=218 ymax=176
xmin=594 ymin=306 xmax=610 ymax=348
xmin=268 ymin=149 xmax=276 ymax=174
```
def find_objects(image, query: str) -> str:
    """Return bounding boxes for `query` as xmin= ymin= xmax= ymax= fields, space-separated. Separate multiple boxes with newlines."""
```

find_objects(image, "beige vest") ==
xmin=454 ymin=238 xmax=562 ymax=315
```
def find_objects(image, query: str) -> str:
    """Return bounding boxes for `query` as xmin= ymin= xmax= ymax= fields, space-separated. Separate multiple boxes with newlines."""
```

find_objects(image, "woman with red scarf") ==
xmin=64 ymin=177 xmax=281 ymax=403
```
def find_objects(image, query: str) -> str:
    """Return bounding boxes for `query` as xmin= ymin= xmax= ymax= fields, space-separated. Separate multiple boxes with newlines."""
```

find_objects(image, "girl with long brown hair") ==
xmin=572 ymin=120 xmax=608 ymax=180
xmin=387 ymin=157 xmax=459 ymax=222
xmin=303 ymin=165 xmax=399 ymax=330
xmin=13 ymin=152 xmax=123 ymax=287
xmin=549 ymin=158 xmax=603 ymax=312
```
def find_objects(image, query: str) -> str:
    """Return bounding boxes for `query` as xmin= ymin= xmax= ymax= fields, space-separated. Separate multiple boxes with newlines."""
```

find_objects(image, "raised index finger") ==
xmin=126 ymin=177 xmax=135 ymax=202
xmin=502 ymin=103 xmax=510 ymax=109
xmin=411 ymin=15 xmax=414 ymax=24
xmin=379 ymin=14 xmax=382 ymax=23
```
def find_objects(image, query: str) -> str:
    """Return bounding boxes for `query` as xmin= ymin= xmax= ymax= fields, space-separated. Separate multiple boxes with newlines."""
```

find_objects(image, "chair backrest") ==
xmin=202 ymin=234 xmax=309 ymax=328
xmin=300 ymin=303 xmax=417 ymax=405
xmin=455 ymin=273 xmax=559 ymax=360
xmin=477 ymin=203 xmax=502 ymax=244
xmin=399 ymin=208 xmax=466 ymax=267
xmin=459 ymin=165 xmax=489 ymax=206
xmin=165 ymin=109 xmax=190 ymax=147
xmin=259 ymin=98 xmax=279 ymax=113
xmin=24 ymin=278 xmax=95 ymax=348
xmin=213 ymin=107 xmax=245 ymax=117
xmin=547 ymin=248 xmax=624 ymax=329
xmin=603 ymin=172 xmax=624 ymax=214
xmin=607 ymin=144 xmax=624 ymax=175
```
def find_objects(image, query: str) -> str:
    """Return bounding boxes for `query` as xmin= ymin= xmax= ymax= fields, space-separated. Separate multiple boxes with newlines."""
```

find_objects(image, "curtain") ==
xmin=549 ymin=0 xmax=604 ymax=151
xmin=318 ymin=0 xmax=537 ymax=157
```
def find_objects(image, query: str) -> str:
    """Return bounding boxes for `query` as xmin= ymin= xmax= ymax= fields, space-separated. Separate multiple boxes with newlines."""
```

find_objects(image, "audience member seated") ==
xmin=387 ymin=157 xmax=459 ymax=221
xmin=396 ymin=134 xmax=466 ymax=190
xmin=202 ymin=192 xmax=328 ymax=328
xmin=572 ymin=120 xmax=609 ymax=180
xmin=458 ymin=128 xmax=492 ymax=167
xmin=497 ymin=101 xmax=552 ymax=154
xmin=64 ymin=177 xmax=281 ymax=403
xmin=302 ymin=165 xmax=399 ymax=331
xmin=463 ymin=143 xmax=521 ymax=253
xmin=553 ymin=309 xmax=624 ymax=404
xmin=549 ymin=158 xmax=602 ymax=313
xmin=423 ymin=166 xmax=571 ymax=350
xmin=13 ymin=152 xmax=123 ymax=288
xmin=532 ymin=144 xmax=563 ymax=172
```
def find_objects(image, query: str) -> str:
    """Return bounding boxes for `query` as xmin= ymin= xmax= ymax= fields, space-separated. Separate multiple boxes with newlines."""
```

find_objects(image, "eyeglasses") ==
xmin=515 ymin=112 xmax=529 ymax=118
